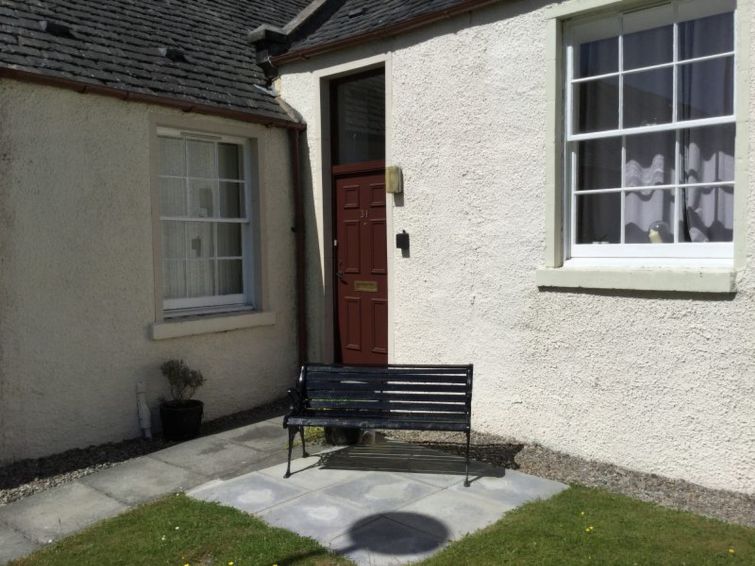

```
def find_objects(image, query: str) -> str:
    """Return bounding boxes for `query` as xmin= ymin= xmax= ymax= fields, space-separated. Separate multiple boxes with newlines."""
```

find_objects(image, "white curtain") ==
xmin=681 ymin=125 xmax=734 ymax=242
xmin=622 ymin=127 xmax=734 ymax=243
xmin=624 ymin=132 xmax=675 ymax=243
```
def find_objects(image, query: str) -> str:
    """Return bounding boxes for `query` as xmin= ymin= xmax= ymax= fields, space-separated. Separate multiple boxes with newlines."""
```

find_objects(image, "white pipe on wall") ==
xmin=136 ymin=380 xmax=152 ymax=440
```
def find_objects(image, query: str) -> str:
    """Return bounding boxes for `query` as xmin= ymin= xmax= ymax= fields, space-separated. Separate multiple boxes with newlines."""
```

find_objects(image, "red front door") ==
xmin=334 ymin=167 xmax=388 ymax=364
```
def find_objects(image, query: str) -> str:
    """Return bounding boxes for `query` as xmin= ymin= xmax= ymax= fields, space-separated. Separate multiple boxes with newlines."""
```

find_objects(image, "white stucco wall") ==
xmin=278 ymin=0 xmax=755 ymax=494
xmin=0 ymin=81 xmax=298 ymax=462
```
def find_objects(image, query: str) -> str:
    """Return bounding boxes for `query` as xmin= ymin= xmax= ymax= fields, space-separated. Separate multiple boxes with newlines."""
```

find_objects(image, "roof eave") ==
xmin=0 ymin=67 xmax=306 ymax=131
xmin=271 ymin=0 xmax=504 ymax=65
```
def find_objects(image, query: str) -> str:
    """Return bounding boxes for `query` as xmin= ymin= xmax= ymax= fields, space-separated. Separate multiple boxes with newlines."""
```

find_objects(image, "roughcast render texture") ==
xmin=277 ymin=0 xmax=755 ymax=494
xmin=0 ymin=81 xmax=298 ymax=463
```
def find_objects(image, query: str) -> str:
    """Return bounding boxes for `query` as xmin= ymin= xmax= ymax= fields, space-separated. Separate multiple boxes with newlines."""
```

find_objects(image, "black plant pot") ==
xmin=160 ymin=400 xmax=204 ymax=441
xmin=324 ymin=426 xmax=361 ymax=446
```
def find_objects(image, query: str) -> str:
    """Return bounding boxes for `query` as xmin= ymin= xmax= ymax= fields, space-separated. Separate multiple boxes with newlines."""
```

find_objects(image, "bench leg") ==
xmin=299 ymin=426 xmax=309 ymax=458
xmin=464 ymin=430 xmax=471 ymax=487
xmin=284 ymin=427 xmax=296 ymax=478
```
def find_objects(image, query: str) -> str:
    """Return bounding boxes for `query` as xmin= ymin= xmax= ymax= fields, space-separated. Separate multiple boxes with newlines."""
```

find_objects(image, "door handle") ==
xmin=336 ymin=271 xmax=345 ymax=280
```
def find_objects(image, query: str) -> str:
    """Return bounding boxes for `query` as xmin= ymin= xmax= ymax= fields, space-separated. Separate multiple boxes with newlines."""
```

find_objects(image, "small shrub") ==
xmin=160 ymin=359 xmax=205 ymax=402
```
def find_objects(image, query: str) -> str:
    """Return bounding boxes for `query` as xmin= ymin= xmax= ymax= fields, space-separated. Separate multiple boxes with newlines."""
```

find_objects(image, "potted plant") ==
xmin=159 ymin=359 xmax=205 ymax=441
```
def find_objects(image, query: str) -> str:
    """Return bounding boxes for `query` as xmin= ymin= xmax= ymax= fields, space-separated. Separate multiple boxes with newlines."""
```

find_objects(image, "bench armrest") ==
xmin=287 ymin=387 xmax=304 ymax=414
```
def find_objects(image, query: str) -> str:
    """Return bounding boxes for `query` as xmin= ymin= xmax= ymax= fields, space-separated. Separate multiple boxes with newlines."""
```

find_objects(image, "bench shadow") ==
xmin=316 ymin=437 xmax=506 ymax=480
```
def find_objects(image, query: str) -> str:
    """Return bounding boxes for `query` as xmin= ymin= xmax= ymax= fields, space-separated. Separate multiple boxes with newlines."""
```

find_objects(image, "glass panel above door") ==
xmin=334 ymin=70 xmax=385 ymax=165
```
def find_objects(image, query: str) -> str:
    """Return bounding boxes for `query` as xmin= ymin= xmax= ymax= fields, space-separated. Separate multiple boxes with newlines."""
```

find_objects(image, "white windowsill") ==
xmin=151 ymin=310 xmax=276 ymax=340
xmin=535 ymin=264 xmax=736 ymax=293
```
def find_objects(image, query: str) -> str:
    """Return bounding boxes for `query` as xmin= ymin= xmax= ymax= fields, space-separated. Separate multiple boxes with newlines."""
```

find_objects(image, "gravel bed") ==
xmin=389 ymin=429 xmax=755 ymax=528
xmin=0 ymin=397 xmax=289 ymax=506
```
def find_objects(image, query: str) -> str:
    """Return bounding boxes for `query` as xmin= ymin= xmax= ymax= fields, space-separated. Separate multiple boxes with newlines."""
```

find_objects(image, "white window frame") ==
xmin=563 ymin=0 xmax=737 ymax=265
xmin=157 ymin=127 xmax=257 ymax=316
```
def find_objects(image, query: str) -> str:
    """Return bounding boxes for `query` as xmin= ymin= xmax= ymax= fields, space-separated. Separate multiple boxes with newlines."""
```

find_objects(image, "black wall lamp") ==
xmin=396 ymin=230 xmax=410 ymax=251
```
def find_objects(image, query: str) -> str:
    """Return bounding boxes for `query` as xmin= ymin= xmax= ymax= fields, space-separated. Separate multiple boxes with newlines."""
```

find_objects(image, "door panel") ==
xmin=370 ymin=298 xmax=388 ymax=354
xmin=344 ymin=296 xmax=362 ymax=351
xmin=335 ymin=170 xmax=388 ymax=364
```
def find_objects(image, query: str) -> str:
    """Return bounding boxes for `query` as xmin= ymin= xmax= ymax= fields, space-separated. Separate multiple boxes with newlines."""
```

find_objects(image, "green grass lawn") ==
xmin=13 ymin=487 xmax=754 ymax=566
xmin=421 ymin=486 xmax=754 ymax=565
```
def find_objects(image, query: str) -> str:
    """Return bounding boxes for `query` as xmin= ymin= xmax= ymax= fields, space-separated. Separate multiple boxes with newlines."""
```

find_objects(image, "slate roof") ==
xmin=285 ymin=0 xmax=489 ymax=55
xmin=0 ymin=0 xmax=310 ymax=124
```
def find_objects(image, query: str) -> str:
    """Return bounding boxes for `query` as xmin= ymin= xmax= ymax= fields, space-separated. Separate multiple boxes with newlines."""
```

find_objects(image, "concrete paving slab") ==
xmin=189 ymin=472 xmax=307 ymax=514
xmin=0 ymin=524 xmax=40 ymax=565
xmin=150 ymin=436 xmax=263 ymax=479
xmin=331 ymin=515 xmax=446 ymax=566
xmin=321 ymin=472 xmax=436 ymax=514
xmin=80 ymin=456 xmax=208 ymax=505
xmin=210 ymin=421 xmax=290 ymax=452
xmin=258 ymin=491 xmax=370 ymax=542
xmin=0 ymin=482 xmax=127 ymax=544
xmin=393 ymin=488 xmax=512 ymax=540
xmin=449 ymin=469 xmax=567 ymax=506
xmin=258 ymin=455 xmax=364 ymax=490
xmin=403 ymin=472 xmax=465 ymax=488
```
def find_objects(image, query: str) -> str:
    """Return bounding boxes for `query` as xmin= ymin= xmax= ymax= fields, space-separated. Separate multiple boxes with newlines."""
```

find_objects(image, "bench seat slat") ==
xmin=286 ymin=416 xmax=468 ymax=431
xmin=291 ymin=409 xmax=467 ymax=422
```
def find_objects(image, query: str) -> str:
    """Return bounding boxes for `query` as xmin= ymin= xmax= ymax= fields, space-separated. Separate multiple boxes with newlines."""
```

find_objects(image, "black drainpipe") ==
xmin=289 ymin=128 xmax=307 ymax=365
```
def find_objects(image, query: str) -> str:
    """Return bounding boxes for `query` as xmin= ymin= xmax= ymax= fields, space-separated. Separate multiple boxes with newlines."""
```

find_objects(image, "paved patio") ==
xmin=189 ymin=439 xmax=567 ymax=565
xmin=0 ymin=418 xmax=566 ymax=565
xmin=0 ymin=417 xmax=293 ymax=564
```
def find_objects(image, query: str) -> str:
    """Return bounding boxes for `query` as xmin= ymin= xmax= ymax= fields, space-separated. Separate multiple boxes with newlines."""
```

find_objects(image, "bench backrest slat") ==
xmin=306 ymin=391 xmax=466 ymax=402
xmin=308 ymin=400 xmax=467 ymax=413
xmin=296 ymin=363 xmax=473 ymax=425
xmin=307 ymin=373 xmax=468 ymax=384
xmin=306 ymin=364 xmax=469 ymax=374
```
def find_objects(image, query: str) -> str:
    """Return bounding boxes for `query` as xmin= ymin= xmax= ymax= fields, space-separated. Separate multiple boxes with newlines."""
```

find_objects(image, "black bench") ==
xmin=283 ymin=363 xmax=474 ymax=486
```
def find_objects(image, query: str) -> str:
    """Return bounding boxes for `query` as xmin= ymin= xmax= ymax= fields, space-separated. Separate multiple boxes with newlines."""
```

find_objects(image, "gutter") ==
xmin=288 ymin=128 xmax=308 ymax=365
xmin=271 ymin=0 xmax=503 ymax=65
xmin=0 ymin=67 xmax=306 ymax=131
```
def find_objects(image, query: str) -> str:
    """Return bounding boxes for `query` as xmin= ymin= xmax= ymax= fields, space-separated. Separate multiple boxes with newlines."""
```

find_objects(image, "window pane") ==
xmin=576 ymin=193 xmax=620 ymax=244
xmin=159 ymin=177 xmax=186 ymax=217
xmin=624 ymin=131 xmax=675 ymax=188
xmin=679 ymin=13 xmax=734 ymax=60
xmin=578 ymin=37 xmax=617 ymax=77
xmin=162 ymin=260 xmax=186 ymax=299
xmin=623 ymin=68 xmax=672 ymax=128
xmin=576 ymin=77 xmax=619 ymax=133
xmin=219 ymin=182 xmax=245 ymax=218
xmin=623 ymin=25 xmax=672 ymax=70
xmin=161 ymin=221 xmax=186 ymax=259
xmin=159 ymin=137 xmax=185 ymax=176
xmin=186 ymin=260 xmax=215 ymax=298
xmin=187 ymin=223 xmax=214 ymax=258
xmin=335 ymin=72 xmax=385 ymax=165
xmin=218 ymin=260 xmax=243 ymax=295
xmin=219 ymin=143 xmax=243 ymax=180
xmin=217 ymin=223 xmax=242 ymax=257
xmin=678 ymin=58 xmax=734 ymax=121
xmin=624 ymin=189 xmax=675 ymax=244
xmin=189 ymin=180 xmax=217 ymax=218
xmin=577 ymin=138 xmax=621 ymax=190
xmin=681 ymin=125 xmax=735 ymax=185
xmin=187 ymin=140 xmax=216 ymax=178
xmin=680 ymin=186 xmax=733 ymax=243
